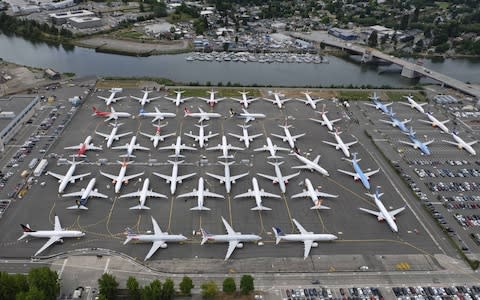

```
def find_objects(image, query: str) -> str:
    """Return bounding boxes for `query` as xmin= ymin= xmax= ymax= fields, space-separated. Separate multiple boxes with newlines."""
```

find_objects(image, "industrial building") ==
xmin=68 ymin=16 xmax=102 ymax=29
xmin=49 ymin=10 xmax=95 ymax=25
xmin=328 ymin=27 xmax=358 ymax=41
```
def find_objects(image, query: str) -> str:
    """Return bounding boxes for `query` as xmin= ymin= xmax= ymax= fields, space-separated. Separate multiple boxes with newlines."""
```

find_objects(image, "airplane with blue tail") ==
xmin=337 ymin=153 xmax=380 ymax=190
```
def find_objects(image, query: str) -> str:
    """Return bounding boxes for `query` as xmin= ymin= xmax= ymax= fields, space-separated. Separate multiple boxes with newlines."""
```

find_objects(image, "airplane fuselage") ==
xmin=279 ymin=233 xmax=337 ymax=243
xmin=409 ymin=99 xmax=425 ymax=114
xmin=126 ymin=136 xmax=137 ymax=156
xmin=198 ymin=125 xmax=205 ymax=148
xmin=408 ymin=135 xmax=431 ymax=155
xmin=170 ymin=164 xmax=179 ymax=194
xmin=304 ymin=94 xmax=316 ymax=109
xmin=58 ymin=164 xmax=76 ymax=193
xmin=251 ymin=178 xmax=264 ymax=207
xmin=352 ymin=161 xmax=371 ymax=190
xmin=80 ymin=178 xmax=97 ymax=201
xmin=129 ymin=234 xmax=187 ymax=243
xmin=106 ymin=126 xmax=119 ymax=148
xmin=25 ymin=230 xmax=85 ymax=239
xmin=334 ymin=133 xmax=350 ymax=158
xmin=453 ymin=134 xmax=476 ymax=155
xmin=223 ymin=163 xmax=232 ymax=193
xmin=241 ymin=128 xmax=250 ymax=148
xmin=241 ymin=93 xmax=249 ymax=108
xmin=426 ymin=114 xmax=449 ymax=133
xmin=266 ymin=138 xmax=277 ymax=157
xmin=137 ymin=179 xmax=151 ymax=206
xmin=282 ymin=127 xmax=295 ymax=149
xmin=205 ymin=234 xmax=261 ymax=243
xmin=374 ymin=195 xmax=399 ymax=232
xmin=294 ymin=153 xmax=329 ymax=176
xmin=114 ymin=166 xmax=127 ymax=193
xmin=273 ymin=165 xmax=287 ymax=193
xmin=321 ymin=114 xmax=334 ymax=131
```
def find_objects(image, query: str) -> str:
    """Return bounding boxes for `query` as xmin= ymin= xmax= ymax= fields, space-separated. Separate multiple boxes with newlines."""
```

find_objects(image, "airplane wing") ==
xmin=35 ymin=235 xmax=61 ymax=256
xmin=62 ymin=191 xmax=84 ymax=198
xmin=158 ymin=145 xmax=176 ymax=150
xmin=256 ymin=173 xmax=278 ymax=182
xmin=140 ymin=132 xmax=154 ymax=139
xmin=119 ymin=191 xmax=141 ymax=198
xmin=179 ymin=145 xmax=197 ymax=151
xmin=145 ymin=241 xmax=166 ymax=261
xmin=225 ymin=240 xmax=239 ymax=260
xmin=234 ymin=191 xmax=255 ymax=198
xmin=385 ymin=102 xmax=393 ymax=107
xmin=184 ymin=132 xmax=199 ymax=140
xmin=231 ymin=172 xmax=249 ymax=182
xmin=292 ymin=219 xmax=308 ymax=234
xmin=389 ymin=206 xmax=406 ymax=218
xmin=100 ymin=171 xmax=118 ymax=181
xmin=222 ymin=217 xmax=236 ymax=235
xmin=97 ymin=96 xmax=108 ymax=101
xmin=177 ymin=190 xmax=200 ymax=198
xmin=90 ymin=191 xmax=108 ymax=198
xmin=337 ymin=169 xmax=358 ymax=178
xmin=47 ymin=172 xmax=64 ymax=181
xmin=204 ymin=191 xmax=224 ymax=198
xmin=423 ymin=140 xmax=434 ymax=146
xmin=54 ymin=216 xmax=61 ymax=231
xmin=283 ymin=172 xmax=300 ymax=182
xmin=206 ymin=145 xmax=222 ymax=151
xmin=271 ymin=133 xmax=287 ymax=141
xmin=205 ymin=172 xmax=225 ymax=182
xmin=260 ymin=191 xmax=281 ymax=198
xmin=228 ymin=133 xmax=244 ymax=140
xmin=249 ymin=133 xmax=263 ymax=140
xmin=115 ymin=132 xmax=132 ymax=139
xmin=330 ymin=118 xmax=341 ymax=124
xmin=204 ymin=132 xmax=219 ymax=140
xmin=359 ymin=207 xmax=381 ymax=217
xmin=87 ymin=144 xmax=103 ymax=151
xmin=95 ymin=131 xmax=110 ymax=139
xmin=124 ymin=172 xmax=144 ymax=182
xmin=111 ymin=145 xmax=128 ymax=150
xmin=228 ymin=145 xmax=244 ymax=151
xmin=345 ymin=140 xmax=358 ymax=147
xmin=176 ymin=173 xmax=196 ymax=183
xmin=253 ymin=146 xmax=267 ymax=152
xmin=417 ymin=119 xmax=433 ymax=125
xmin=364 ymin=169 xmax=380 ymax=178
xmin=146 ymin=191 xmax=167 ymax=198
xmin=303 ymin=240 xmax=313 ymax=259
xmin=398 ymin=140 xmax=415 ymax=147
xmin=133 ymin=145 xmax=150 ymax=151
xmin=263 ymin=98 xmax=275 ymax=104
xmin=291 ymin=191 xmax=308 ymax=199
xmin=322 ymin=141 xmax=339 ymax=147
xmin=379 ymin=119 xmax=393 ymax=126
xmin=316 ymin=191 xmax=338 ymax=198
xmin=152 ymin=217 xmax=163 ymax=235
xmin=292 ymin=133 xmax=306 ymax=140
xmin=468 ymin=141 xmax=478 ymax=146
xmin=280 ymin=98 xmax=292 ymax=103
xmin=153 ymin=172 xmax=172 ymax=182
xmin=64 ymin=145 xmax=81 ymax=150
xmin=164 ymin=96 xmax=179 ymax=102
xmin=70 ymin=173 xmax=91 ymax=182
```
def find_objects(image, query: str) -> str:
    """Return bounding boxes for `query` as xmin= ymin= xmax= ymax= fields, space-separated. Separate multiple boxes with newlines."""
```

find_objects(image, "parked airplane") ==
xmin=19 ymin=216 xmax=85 ymax=256
xmin=140 ymin=123 xmax=175 ymax=148
xmin=272 ymin=218 xmax=337 ymax=259
xmin=177 ymin=177 xmax=224 ymax=211
xmin=400 ymin=95 xmax=427 ymax=114
xmin=97 ymin=88 xmax=125 ymax=106
xmin=254 ymin=137 xmax=290 ymax=159
xmin=47 ymin=159 xmax=90 ymax=193
xmin=153 ymin=160 xmax=196 ymax=194
xmin=138 ymin=107 xmax=176 ymax=122
xmin=124 ymin=216 xmax=187 ymax=261
xmin=296 ymin=91 xmax=322 ymax=109
xmin=364 ymin=93 xmax=392 ymax=114
xmin=95 ymin=122 xmax=132 ymax=148
xmin=199 ymin=89 xmax=225 ymax=107
xmin=234 ymin=177 xmax=281 ymax=211
xmin=62 ymin=178 xmax=108 ymax=210
xmin=64 ymin=135 xmax=102 ymax=157
xmin=100 ymin=160 xmax=144 ymax=194
xmin=379 ymin=111 xmax=410 ymax=133
xmin=112 ymin=136 xmax=150 ymax=158
xmin=231 ymin=108 xmax=266 ymax=123
xmin=207 ymin=135 xmax=244 ymax=159
xmin=228 ymin=124 xmax=262 ymax=149
xmin=206 ymin=161 xmax=249 ymax=194
xmin=291 ymin=152 xmax=329 ymax=177
xmin=442 ymin=131 xmax=477 ymax=156
xmin=120 ymin=178 xmax=167 ymax=210
xmin=200 ymin=216 xmax=262 ymax=260
xmin=257 ymin=161 xmax=300 ymax=193
xmin=158 ymin=136 xmax=197 ymax=158
xmin=310 ymin=104 xmax=341 ymax=131
xmin=337 ymin=153 xmax=380 ymax=190
xmin=399 ymin=128 xmax=433 ymax=155
xmin=131 ymin=90 xmax=162 ymax=107
xmin=322 ymin=128 xmax=357 ymax=158
xmin=231 ymin=90 xmax=259 ymax=108
xmin=92 ymin=106 xmax=131 ymax=122
xmin=419 ymin=112 xmax=450 ymax=134
xmin=165 ymin=90 xmax=192 ymax=106
xmin=271 ymin=123 xmax=305 ymax=149
xmin=263 ymin=92 xmax=291 ymax=109
xmin=184 ymin=124 xmax=218 ymax=148
xmin=360 ymin=186 xmax=406 ymax=233
xmin=184 ymin=107 xmax=222 ymax=123
xmin=292 ymin=178 xmax=338 ymax=210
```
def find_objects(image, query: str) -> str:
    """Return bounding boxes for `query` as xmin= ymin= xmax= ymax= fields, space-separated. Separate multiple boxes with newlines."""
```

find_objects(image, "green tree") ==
xmin=98 ymin=273 xmax=118 ymax=300
xmin=368 ymin=31 xmax=378 ymax=47
xmin=28 ymin=267 xmax=60 ymax=300
xmin=16 ymin=287 xmax=46 ymax=300
xmin=179 ymin=276 xmax=194 ymax=296
xmin=239 ymin=275 xmax=254 ymax=295
xmin=127 ymin=277 xmax=141 ymax=300
xmin=161 ymin=278 xmax=175 ymax=300
xmin=150 ymin=279 xmax=162 ymax=299
xmin=222 ymin=277 xmax=236 ymax=293
xmin=139 ymin=3 xmax=144 ymax=12
xmin=201 ymin=281 xmax=218 ymax=299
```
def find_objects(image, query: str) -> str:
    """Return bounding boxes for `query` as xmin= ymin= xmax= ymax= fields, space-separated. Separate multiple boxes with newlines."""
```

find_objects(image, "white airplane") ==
xmin=322 ymin=128 xmax=357 ymax=158
xmin=231 ymin=108 xmax=266 ymax=123
xmin=100 ymin=160 xmax=144 ymax=194
xmin=364 ymin=92 xmax=392 ymax=114
xmin=177 ymin=177 xmax=224 ymax=211
xmin=112 ymin=136 xmax=150 ymax=158
xmin=140 ymin=123 xmax=175 ymax=148
xmin=257 ymin=161 xmax=300 ymax=193
xmin=200 ymin=216 xmax=262 ymax=260
xmin=164 ymin=90 xmax=193 ymax=107
xmin=337 ymin=153 xmax=380 ymax=190
xmin=131 ymin=90 xmax=162 ymax=107
xmin=138 ymin=107 xmax=176 ymax=123
xmin=228 ymin=124 xmax=262 ymax=149
xmin=64 ymin=135 xmax=102 ymax=157
xmin=400 ymin=95 xmax=427 ymax=114
xmin=95 ymin=122 xmax=132 ymax=148
xmin=184 ymin=124 xmax=219 ymax=148
xmin=272 ymin=218 xmax=338 ymax=259
xmin=62 ymin=178 xmax=108 ymax=210
xmin=234 ymin=177 xmax=281 ymax=211
xmin=199 ymin=89 xmax=226 ymax=107
xmin=263 ymin=92 xmax=291 ymax=109
xmin=19 ymin=216 xmax=85 ymax=256
xmin=291 ymin=152 xmax=329 ymax=177
xmin=92 ymin=106 xmax=132 ymax=122
xmin=296 ymin=91 xmax=322 ymax=109
xmin=119 ymin=178 xmax=167 ymax=210
xmin=206 ymin=161 xmax=249 ymax=194
xmin=310 ymin=104 xmax=341 ymax=131
xmin=47 ymin=159 xmax=90 ymax=193
xmin=271 ymin=123 xmax=305 ymax=149
xmin=231 ymin=90 xmax=259 ymax=108
xmin=254 ymin=137 xmax=290 ymax=159
xmin=292 ymin=178 xmax=338 ymax=210
xmin=124 ymin=216 xmax=187 ymax=261
xmin=184 ymin=107 xmax=222 ymax=123
xmin=360 ymin=186 xmax=406 ymax=233
xmin=206 ymin=135 xmax=244 ymax=159
xmin=419 ymin=112 xmax=450 ymax=134
xmin=158 ymin=136 xmax=197 ymax=158
xmin=442 ymin=132 xmax=477 ymax=155
xmin=153 ymin=160 xmax=196 ymax=195
xmin=97 ymin=88 xmax=125 ymax=106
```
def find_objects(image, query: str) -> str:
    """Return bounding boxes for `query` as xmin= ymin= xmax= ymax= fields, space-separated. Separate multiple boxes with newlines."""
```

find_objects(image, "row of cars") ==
xmin=392 ymin=285 xmax=480 ymax=299
xmin=405 ymin=159 xmax=474 ymax=167
xmin=425 ymin=181 xmax=480 ymax=193
xmin=454 ymin=213 xmax=480 ymax=229
xmin=414 ymin=168 xmax=480 ymax=179
xmin=285 ymin=286 xmax=383 ymax=300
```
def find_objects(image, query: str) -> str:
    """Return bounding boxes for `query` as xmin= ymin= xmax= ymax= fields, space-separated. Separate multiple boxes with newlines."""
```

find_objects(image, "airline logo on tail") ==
xmin=21 ymin=224 xmax=35 ymax=232
xmin=184 ymin=108 xmax=191 ymax=116
xmin=272 ymin=226 xmax=285 ymax=244
xmin=200 ymin=228 xmax=212 ymax=245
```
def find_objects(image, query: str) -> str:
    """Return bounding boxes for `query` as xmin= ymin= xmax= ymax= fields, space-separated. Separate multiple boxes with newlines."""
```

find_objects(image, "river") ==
xmin=0 ymin=34 xmax=478 ymax=86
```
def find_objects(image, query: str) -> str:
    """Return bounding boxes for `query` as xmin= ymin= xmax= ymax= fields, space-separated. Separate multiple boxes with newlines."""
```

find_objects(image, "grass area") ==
xmin=336 ymin=90 xmax=371 ymax=101
xmin=170 ymin=88 xmax=261 ymax=98
xmin=166 ymin=12 xmax=196 ymax=24
xmin=97 ymin=77 xmax=176 ymax=89
xmin=435 ymin=1 xmax=450 ymax=9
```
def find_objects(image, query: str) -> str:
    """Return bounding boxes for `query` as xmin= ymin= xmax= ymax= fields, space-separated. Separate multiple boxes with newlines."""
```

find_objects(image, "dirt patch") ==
xmin=0 ymin=61 xmax=50 ymax=95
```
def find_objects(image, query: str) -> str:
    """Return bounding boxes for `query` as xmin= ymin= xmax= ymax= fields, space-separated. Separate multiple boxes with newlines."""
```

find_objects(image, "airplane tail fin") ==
xmin=268 ymin=161 xmax=284 ymax=166
xmin=267 ymin=155 xmax=284 ymax=159
xmin=130 ymin=205 xmax=150 ymax=210
xmin=168 ymin=154 xmax=185 ymax=158
xmin=200 ymin=228 xmax=211 ymax=245
xmin=251 ymin=205 xmax=272 ymax=211
xmin=272 ymin=227 xmax=284 ymax=244
xmin=67 ymin=199 xmax=88 ymax=210
xmin=18 ymin=224 xmax=34 ymax=240
xmin=218 ymin=155 xmax=234 ymax=159
xmin=190 ymin=206 xmax=211 ymax=211
xmin=184 ymin=107 xmax=191 ymax=116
